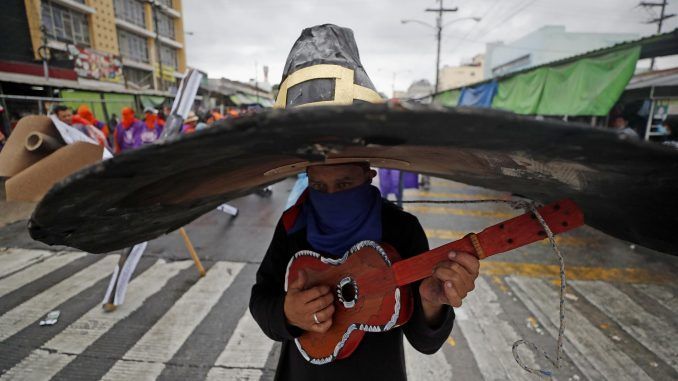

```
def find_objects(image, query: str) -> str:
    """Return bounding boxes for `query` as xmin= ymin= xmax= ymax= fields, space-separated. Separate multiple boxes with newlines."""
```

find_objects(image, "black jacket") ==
xmin=249 ymin=200 xmax=455 ymax=381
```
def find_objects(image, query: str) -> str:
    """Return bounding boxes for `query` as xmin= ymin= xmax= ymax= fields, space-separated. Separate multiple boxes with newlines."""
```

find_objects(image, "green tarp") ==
xmin=103 ymin=93 xmax=136 ymax=119
xmin=492 ymin=68 xmax=548 ymax=114
xmin=537 ymin=47 xmax=641 ymax=115
xmin=434 ymin=89 xmax=461 ymax=107
xmin=492 ymin=46 xmax=641 ymax=116
xmin=140 ymin=95 xmax=166 ymax=109
xmin=60 ymin=90 xmax=106 ymax=121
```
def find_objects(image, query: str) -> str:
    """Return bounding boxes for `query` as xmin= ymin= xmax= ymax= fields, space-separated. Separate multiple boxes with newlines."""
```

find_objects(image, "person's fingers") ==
xmin=308 ymin=318 xmax=333 ymax=333
xmin=299 ymin=285 xmax=331 ymax=304
xmin=443 ymin=281 xmax=463 ymax=307
xmin=434 ymin=260 xmax=475 ymax=296
xmin=306 ymin=292 xmax=334 ymax=313
xmin=433 ymin=266 xmax=470 ymax=299
xmin=313 ymin=303 xmax=335 ymax=323
xmin=448 ymin=251 xmax=480 ymax=276
xmin=288 ymin=269 xmax=307 ymax=292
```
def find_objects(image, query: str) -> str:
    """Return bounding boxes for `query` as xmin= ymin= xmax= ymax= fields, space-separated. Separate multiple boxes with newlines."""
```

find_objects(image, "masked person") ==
xmin=77 ymin=105 xmax=110 ymax=138
xmin=114 ymin=107 xmax=145 ymax=153
xmin=249 ymin=24 xmax=479 ymax=381
xmin=139 ymin=107 xmax=164 ymax=146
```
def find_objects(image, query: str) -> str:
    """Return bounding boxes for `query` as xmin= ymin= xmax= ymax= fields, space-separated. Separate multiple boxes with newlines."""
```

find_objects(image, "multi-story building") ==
xmin=24 ymin=0 xmax=186 ymax=90
xmin=438 ymin=54 xmax=484 ymax=91
xmin=0 ymin=0 xmax=187 ymax=128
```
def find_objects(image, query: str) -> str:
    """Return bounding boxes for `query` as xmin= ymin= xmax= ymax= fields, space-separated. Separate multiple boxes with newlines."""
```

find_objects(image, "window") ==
xmin=41 ymin=1 xmax=90 ymax=45
xmin=159 ymin=44 xmax=178 ymax=69
xmin=123 ymin=67 xmax=153 ymax=88
xmin=118 ymin=30 xmax=149 ymax=62
xmin=114 ymin=0 xmax=146 ymax=28
xmin=157 ymin=0 xmax=173 ymax=8
xmin=154 ymin=11 xmax=175 ymax=39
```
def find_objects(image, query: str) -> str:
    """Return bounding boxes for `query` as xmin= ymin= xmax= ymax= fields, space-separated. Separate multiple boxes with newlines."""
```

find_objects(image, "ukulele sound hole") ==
xmin=337 ymin=277 xmax=358 ymax=309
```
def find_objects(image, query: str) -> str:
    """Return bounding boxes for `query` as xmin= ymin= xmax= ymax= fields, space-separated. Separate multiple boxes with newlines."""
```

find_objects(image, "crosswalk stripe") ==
xmin=454 ymin=276 xmax=536 ymax=380
xmin=571 ymin=280 xmax=678 ymax=371
xmin=632 ymin=283 xmax=678 ymax=314
xmin=0 ymin=255 xmax=118 ymax=342
xmin=100 ymin=261 xmax=245 ymax=381
xmin=404 ymin=338 xmax=453 ymax=380
xmin=0 ymin=259 xmax=190 ymax=381
xmin=506 ymin=276 xmax=652 ymax=380
xmin=205 ymin=310 xmax=275 ymax=381
xmin=0 ymin=252 xmax=86 ymax=298
xmin=205 ymin=368 xmax=263 ymax=381
xmin=0 ymin=248 xmax=56 ymax=278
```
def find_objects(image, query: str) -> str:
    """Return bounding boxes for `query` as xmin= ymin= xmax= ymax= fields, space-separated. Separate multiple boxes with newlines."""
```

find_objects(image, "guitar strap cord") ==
xmin=401 ymin=198 xmax=565 ymax=378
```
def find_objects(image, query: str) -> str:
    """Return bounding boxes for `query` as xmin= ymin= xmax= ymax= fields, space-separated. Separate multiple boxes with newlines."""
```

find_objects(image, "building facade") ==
xmin=34 ymin=0 xmax=186 ymax=90
xmin=1 ymin=0 xmax=186 ymax=93
xmin=438 ymin=54 xmax=484 ymax=91
xmin=485 ymin=26 xmax=637 ymax=78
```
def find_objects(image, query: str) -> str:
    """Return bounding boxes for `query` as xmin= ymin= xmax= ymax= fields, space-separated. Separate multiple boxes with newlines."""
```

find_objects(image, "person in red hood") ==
xmin=77 ymin=105 xmax=110 ymax=138
xmin=114 ymin=107 xmax=145 ymax=153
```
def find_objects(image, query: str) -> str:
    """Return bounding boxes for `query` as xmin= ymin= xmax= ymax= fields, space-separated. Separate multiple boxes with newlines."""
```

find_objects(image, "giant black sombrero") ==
xmin=28 ymin=24 xmax=678 ymax=255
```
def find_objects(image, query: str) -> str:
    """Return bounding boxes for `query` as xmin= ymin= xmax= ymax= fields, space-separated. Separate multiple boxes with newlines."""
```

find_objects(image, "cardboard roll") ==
xmin=28 ymin=103 xmax=678 ymax=255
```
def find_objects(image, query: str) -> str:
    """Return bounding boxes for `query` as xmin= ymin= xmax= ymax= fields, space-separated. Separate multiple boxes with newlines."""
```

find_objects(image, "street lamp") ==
xmin=401 ymin=16 xmax=480 ymax=94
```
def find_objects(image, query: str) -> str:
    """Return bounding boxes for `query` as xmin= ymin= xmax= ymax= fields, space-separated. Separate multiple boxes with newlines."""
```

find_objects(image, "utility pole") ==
xmin=639 ymin=0 xmax=676 ymax=70
xmin=426 ymin=0 xmax=458 ymax=94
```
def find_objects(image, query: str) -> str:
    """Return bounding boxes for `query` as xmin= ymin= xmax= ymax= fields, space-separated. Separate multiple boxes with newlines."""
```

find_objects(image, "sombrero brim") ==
xmin=29 ymin=103 xmax=678 ymax=255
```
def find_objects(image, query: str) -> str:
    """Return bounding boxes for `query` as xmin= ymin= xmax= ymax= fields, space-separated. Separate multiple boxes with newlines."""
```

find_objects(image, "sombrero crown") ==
xmin=275 ymin=24 xmax=383 ymax=108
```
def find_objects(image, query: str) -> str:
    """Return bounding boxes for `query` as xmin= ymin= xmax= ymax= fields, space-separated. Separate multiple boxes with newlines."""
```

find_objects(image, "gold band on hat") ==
xmin=274 ymin=64 xmax=383 ymax=109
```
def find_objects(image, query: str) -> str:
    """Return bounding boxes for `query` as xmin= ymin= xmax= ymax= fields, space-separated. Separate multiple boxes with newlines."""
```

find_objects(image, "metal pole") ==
xmin=435 ymin=17 xmax=442 ymax=94
xmin=644 ymin=86 xmax=656 ymax=141
xmin=397 ymin=171 xmax=405 ymax=208
xmin=425 ymin=0 xmax=457 ymax=95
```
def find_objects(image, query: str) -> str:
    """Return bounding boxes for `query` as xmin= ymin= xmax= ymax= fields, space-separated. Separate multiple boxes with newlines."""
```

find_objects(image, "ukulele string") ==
xmin=401 ymin=198 xmax=566 ymax=378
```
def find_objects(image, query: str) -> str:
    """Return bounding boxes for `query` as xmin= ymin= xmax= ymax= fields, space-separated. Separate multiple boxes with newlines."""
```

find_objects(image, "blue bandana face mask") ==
xmin=305 ymin=182 xmax=382 ymax=256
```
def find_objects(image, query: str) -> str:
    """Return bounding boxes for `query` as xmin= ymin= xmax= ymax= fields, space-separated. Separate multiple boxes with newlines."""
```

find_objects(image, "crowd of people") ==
xmin=49 ymin=104 xmax=232 ymax=154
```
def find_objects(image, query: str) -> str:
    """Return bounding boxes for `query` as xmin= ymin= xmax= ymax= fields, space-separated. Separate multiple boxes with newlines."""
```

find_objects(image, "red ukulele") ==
xmin=284 ymin=199 xmax=584 ymax=365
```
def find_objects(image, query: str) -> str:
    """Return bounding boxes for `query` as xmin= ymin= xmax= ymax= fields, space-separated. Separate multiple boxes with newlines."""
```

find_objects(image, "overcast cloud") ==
xmin=182 ymin=0 xmax=678 ymax=95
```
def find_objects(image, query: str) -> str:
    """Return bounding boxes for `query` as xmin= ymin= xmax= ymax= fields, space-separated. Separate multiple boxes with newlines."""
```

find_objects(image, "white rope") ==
xmin=401 ymin=198 xmax=567 ymax=378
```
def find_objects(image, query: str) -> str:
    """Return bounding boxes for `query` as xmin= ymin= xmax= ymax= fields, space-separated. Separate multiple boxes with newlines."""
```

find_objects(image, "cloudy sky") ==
xmin=182 ymin=0 xmax=678 ymax=95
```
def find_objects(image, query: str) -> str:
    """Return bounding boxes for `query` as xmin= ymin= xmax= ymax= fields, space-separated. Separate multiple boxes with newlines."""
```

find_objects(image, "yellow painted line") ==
xmin=479 ymin=261 xmax=673 ymax=284
xmin=446 ymin=337 xmax=457 ymax=347
xmin=430 ymin=179 xmax=467 ymax=189
xmin=491 ymin=275 xmax=509 ymax=293
xmin=405 ymin=205 xmax=514 ymax=219
xmin=424 ymin=229 xmax=593 ymax=247
xmin=527 ymin=316 xmax=539 ymax=329
xmin=404 ymin=190 xmax=511 ymax=200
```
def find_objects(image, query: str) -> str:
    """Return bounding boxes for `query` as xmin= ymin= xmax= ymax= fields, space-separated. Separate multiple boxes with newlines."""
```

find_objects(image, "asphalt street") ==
xmin=0 ymin=176 xmax=676 ymax=380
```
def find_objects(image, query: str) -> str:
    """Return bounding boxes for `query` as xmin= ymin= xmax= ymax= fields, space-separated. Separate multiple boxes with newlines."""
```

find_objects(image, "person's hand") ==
xmin=284 ymin=269 xmax=335 ymax=333
xmin=419 ymin=252 xmax=480 ymax=308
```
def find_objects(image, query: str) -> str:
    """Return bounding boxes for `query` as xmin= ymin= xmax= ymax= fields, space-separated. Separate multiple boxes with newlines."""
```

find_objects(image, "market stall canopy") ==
xmin=28 ymin=103 xmax=678 ymax=255
xmin=434 ymin=28 xmax=678 ymax=116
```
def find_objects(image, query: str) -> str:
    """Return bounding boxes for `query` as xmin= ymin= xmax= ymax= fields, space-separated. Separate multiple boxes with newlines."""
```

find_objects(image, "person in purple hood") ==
xmin=114 ymin=107 xmax=146 ymax=153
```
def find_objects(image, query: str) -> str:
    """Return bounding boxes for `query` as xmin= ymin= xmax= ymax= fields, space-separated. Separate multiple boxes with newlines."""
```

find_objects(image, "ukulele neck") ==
xmin=391 ymin=199 xmax=583 ymax=287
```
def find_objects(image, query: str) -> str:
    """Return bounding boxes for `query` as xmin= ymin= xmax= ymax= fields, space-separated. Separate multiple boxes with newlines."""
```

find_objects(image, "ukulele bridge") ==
xmin=337 ymin=277 xmax=359 ymax=308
